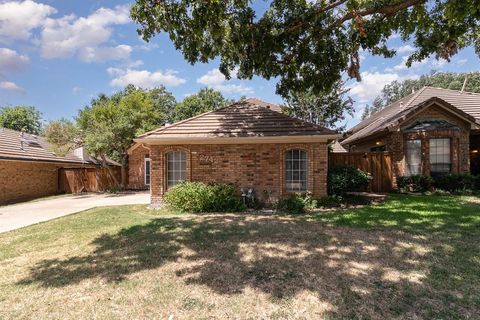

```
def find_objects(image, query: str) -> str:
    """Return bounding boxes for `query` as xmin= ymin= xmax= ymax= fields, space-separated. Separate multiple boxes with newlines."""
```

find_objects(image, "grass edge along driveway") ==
xmin=0 ymin=194 xmax=479 ymax=319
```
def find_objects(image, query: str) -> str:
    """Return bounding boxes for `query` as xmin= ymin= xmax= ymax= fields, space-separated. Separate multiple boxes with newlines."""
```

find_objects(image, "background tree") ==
xmin=77 ymin=87 xmax=165 ymax=187
xmin=0 ymin=106 xmax=42 ymax=134
xmin=362 ymin=96 xmax=385 ymax=120
xmin=131 ymin=0 xmax=480 ymax=101
xmin=361 ymin=104 xmax=371 ymax=121
xmin=43 ymin=119 xmax=80 ymax=157
xmin=364 ymin=71 xmax=480 ymax=118
xmin=283 ymin=81 xmax=354 ymax=131
xmin=172 ymin=88 xmax=234 ymax=122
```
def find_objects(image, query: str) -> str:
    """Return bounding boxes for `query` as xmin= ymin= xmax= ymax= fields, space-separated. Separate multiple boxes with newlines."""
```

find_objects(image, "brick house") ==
xmin=0 ymin=128 xmax=120 ymax=204
xmin=129 ymin=98 xmax=339 ymax=206
xmin=341 ymin=87 xmax=480 ymax=179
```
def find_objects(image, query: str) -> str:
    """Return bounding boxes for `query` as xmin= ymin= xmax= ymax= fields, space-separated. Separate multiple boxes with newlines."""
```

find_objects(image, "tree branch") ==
xmin=330 ymin=0 xmax=426 ymax=29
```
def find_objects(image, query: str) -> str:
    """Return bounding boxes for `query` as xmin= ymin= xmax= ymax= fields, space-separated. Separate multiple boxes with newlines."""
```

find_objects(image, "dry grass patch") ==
xmin=0 ymin=194 xmax=479 ymax=319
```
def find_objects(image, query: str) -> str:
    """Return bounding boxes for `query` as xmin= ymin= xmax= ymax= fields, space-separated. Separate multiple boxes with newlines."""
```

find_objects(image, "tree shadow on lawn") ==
xmin=19 ymin=196 xmax=480 ymax=319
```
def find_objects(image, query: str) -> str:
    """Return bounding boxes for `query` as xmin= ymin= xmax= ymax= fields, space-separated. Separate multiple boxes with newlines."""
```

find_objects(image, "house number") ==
xmin=199 ymin=153 xmax=217 ymax=165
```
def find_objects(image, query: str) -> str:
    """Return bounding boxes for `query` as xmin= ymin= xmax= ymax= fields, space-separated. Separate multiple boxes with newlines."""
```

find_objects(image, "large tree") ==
xmin=131 ymin=0 xmax=480 ymax=99
xmin=0 ymin=106 xmax=42 ymax=134
xmin=172 ymin=88 xmax=234 ymax=122
xmin=43 ymin=119 xmax=80 ymax=157
xmin=283 ymin=81 xmax=354 ymax=131
xmin=77 ymin=87 xmax=173 ymax=186
xmin=363 ymin=71 xmax=480 ymax=118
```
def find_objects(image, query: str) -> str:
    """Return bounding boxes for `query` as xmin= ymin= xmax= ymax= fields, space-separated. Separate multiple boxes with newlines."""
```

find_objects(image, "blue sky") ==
xmin=0 ymin=0 xmax=478 ymax=129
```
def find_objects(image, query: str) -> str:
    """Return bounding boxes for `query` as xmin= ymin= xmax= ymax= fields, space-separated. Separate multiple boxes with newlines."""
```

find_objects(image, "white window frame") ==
xmin=406 ymin=139 xmax=422 ymax=176
xmin=144 ymin=157 xmax=151 ymax=186
xmin=285 ymin=149 xmax=308 ymax=193
xmin=166 ymin=151 xmax=187 ymax=189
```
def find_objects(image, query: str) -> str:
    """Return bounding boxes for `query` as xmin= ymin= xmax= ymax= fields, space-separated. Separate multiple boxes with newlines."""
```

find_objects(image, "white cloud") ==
xmin=0 ymin=48 xmax=29 ymax=73
xmin=108 ymin=68 xmax=186 ymax=88
xmin=197 ymin=68 xmax=226 ymax=86
xmin=349 ymin=71 xmax=418 ymax=101
xmin=385 ymin=55 xmax=430 ymax=72
xmin=0 ymin=80 xmax=24 ymax=93
xmin=431 ymin=58 xmax=448 ymax=68
xmin=456 ymin=58 xmax=468 ymax=66
xmin=40 ymin=5 xmax=131 ymax=62
xmin=77 ymin=45 xmax=132 ymax=62
xmin=396 ymin=45 xmax=415 ymax=53
xmin=197 ymin=68 xmax=254 ymax=94
xmin=0 ymin=0 xmax=56 ymax=43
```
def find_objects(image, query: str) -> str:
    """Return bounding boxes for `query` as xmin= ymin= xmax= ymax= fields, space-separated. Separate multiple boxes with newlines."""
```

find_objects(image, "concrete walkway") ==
xmin=0 ymin=192 xmax=150 ymax=233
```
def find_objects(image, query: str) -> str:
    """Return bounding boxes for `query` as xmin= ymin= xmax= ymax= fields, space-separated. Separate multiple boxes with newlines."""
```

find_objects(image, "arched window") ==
xmin=285 ymin=149 xmax=307 ymax=192
xmin=166 ymin=151 xmax=186 ymax=188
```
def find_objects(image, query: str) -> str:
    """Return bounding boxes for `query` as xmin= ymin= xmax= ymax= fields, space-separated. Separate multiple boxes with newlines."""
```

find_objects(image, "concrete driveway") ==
xmin=0 ymin=192 xmax=150 ymax=233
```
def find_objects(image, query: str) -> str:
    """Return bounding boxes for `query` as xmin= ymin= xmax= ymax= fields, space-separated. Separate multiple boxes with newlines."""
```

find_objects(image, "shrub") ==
xmin=397 ymin=175 xmax=433 ymax=193
xmin=316 ymin=195 xmax=344 ymax=207
xmin=328 ymin=166 xmax=371 ymax=196
xmin=164 ymin=182 xmax=245 ymax=212
xmin=433 ymin=173 xmax=475 ymax=193
xmin=276 ymin=195 xmax=306 ymax=214
xmin=474 ymin=175 xmax=480 ymax=190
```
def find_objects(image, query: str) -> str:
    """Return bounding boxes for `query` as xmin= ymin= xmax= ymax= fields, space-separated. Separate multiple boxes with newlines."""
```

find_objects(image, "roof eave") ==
xmin=135 ymin=134 xmax=341 ymax=145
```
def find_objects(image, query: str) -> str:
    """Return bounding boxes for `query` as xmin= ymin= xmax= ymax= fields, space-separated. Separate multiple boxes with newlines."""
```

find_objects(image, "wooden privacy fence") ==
xmin=59 ymin=167 xmax=121 ymax=193
xmin=329 ymin=152 xmax=394 ymax=193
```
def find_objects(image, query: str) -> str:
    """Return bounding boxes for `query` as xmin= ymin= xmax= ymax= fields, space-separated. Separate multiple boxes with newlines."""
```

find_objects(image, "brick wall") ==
xmin=0 ymin=160 xmax=61 ymax=205
xmin=149 ymin=142 xmax=328 ymax=205
xmin=127 ymin=144 xmax=150 ymax=190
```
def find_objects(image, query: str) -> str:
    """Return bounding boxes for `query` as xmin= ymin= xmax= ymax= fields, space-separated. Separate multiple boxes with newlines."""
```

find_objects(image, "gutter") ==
xmin=0 ymin=155 xmax=119 ymax=166
xmin=134 ymin=134 xmax=342 ymax=145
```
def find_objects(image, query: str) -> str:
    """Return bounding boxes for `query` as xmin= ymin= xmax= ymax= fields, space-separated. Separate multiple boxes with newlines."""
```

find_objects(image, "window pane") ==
xmin=166 ymin=151 xmax=187 ymax=188
xmin=145 ymin=159 xmax=151 ymax=185
xmin=430 ymin=138 xmax=451 ymax=174
xmin=285 ymin=149 xmax=307 ymax=192
xmin=406 ymin=140 xmax=421 ymax=176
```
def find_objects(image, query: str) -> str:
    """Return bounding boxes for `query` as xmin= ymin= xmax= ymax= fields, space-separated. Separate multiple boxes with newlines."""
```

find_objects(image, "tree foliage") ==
xmin=131 ymin=0 xmax=480 ymax=99
xmin=363 ymin=71 xmax=480 ymax=119
xmin=172 ymin=88 xmax=234 ymax=122
xmin=283 ymin=81 xmax=354 ymax=130
xmin=77 ymin=88 xmax=166 ymax=167
xmin=0 ymin=106 xmax=42 ymax=134
xmin=43 ymin=119 xmax=80 ymax=157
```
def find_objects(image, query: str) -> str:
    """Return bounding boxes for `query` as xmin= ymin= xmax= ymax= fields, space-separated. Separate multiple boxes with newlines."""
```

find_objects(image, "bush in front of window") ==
xmin=275 ymin=195 xmax=307 ymax=214
xmin=164 ymin=182 xmax=245 ymax=212
xmin=327 ymin=166 xmax=371 ymax=196
xmin=433 ymin=173 xmax=476 ymax=193
xmin=397 ymin=175 xmax=433 ymax=193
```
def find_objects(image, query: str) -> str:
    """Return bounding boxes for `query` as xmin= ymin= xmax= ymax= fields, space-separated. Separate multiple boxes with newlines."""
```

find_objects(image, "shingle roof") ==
xmin=136 ymin=98 xmax=337 ymax=142
xmin=0 ymin=127 xmax=120 ymax=166
xmin=342 ymin=87 xmax=480 ymax=145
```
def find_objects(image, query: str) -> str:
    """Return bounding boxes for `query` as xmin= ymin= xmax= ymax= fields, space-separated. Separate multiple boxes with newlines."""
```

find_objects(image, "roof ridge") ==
xmin=422 ymin=85 xmax=480 ymax=96
xmin=136 ymin=104 xmax=233 ymax=138
xmin=261 ymin=103 xmax=336 ymax=133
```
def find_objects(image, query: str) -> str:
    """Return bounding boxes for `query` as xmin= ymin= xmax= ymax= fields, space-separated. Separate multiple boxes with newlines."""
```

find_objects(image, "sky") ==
xmin=0 ymin=0 xmax=479 ymax=129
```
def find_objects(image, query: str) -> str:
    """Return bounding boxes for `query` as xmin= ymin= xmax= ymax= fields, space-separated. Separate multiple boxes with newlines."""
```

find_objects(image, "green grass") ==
xmin=0 ymin=195 xmax=479 ymax=319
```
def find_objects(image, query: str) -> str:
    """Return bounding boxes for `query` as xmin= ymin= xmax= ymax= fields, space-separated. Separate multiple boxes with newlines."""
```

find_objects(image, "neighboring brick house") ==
xmin=341 ymin=87 xmax=480 ymax=178
xmin=0 ymin=128 xmax=120 ymax=204
xmin=130 ymin=98 xmax=339 ymax=206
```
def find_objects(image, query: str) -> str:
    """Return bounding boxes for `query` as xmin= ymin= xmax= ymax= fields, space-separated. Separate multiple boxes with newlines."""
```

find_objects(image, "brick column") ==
xmin=150 ymin=145 xmax=164 ymax=207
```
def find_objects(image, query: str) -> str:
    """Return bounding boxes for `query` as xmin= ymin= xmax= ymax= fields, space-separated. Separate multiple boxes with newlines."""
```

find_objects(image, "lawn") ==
xmin=0 ymin=194 xmax=479 ymax=319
